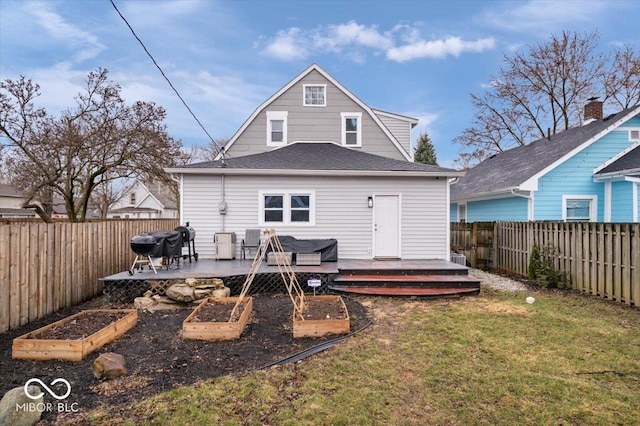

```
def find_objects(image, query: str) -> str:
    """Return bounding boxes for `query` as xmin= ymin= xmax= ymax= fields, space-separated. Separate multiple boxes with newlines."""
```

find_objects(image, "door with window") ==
xmin=373 ymin=195 xmax=400 ymax=258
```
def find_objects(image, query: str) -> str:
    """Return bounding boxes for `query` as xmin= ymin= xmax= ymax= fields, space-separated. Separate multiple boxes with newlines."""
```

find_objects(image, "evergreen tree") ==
xmin=414 ymin=132 xmax=438 ymax=165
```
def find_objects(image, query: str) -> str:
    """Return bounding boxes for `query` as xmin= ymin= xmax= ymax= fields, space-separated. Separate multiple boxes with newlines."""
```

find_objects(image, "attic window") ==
xmin=266 ymin=111 xmax=288 ymax=146
xmin=130 ymin=193 xmax=136 ymax=205
xmin=303 ymin=85 xmax=326 ymax=106
xmin=341 ymin=112 xmax=362 ymax=147
xmin=630 ymin=130 xmax=640 ymax=142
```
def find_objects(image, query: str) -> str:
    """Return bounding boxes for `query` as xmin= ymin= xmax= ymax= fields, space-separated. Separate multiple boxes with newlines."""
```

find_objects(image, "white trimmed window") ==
xmin=562 ymin=195 xmax=597 ymax=222
xmin=303 ymin=84 xmax=326 ymax=106
xmin=341 ymin=112 xmax=362 ymax=147
xmin=630 ymin=129 xmax=640 ymax=142
xmin=129 ymin=193 xmax=136 ymax=205
xmin=260 ymin=191 xmax=315 ymax=226
xmin=266 ymin=111 xmax=288 ymax=146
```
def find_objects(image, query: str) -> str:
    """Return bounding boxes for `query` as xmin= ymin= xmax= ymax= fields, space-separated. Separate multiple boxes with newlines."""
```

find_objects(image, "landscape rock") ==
xmin=133 ymin=297 xmax=157 ymax=310
xmin=0 ymin=385 xmax=43 ymax=426
xmin=166 ymin=283 xmax=196 ymax=302
xmin=186 ymin=278 xmax=225 ymax=289
xmin=193 ymin=288 xmax=214 ymax=300
xmin=211 ymin=286 xmax=231 ymax=298
xmin=92 ymin=352 xmax=127 ymax=380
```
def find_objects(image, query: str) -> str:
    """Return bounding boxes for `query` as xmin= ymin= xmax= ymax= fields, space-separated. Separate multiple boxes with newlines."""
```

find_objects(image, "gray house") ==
xmin=167 ymin=64 xmax=463 ymax=260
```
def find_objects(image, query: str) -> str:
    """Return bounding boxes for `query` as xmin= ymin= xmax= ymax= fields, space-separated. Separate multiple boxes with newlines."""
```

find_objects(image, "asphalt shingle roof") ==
xmin=451 ymin=106 xmax=640 ymax=199
xmin=180 ymin=142 xmax=458 ymax=174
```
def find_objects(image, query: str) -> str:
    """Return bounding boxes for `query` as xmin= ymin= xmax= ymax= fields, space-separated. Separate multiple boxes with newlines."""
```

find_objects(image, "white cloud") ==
xmin=475 ymin=0 xmax=610 ymax=33
xmin=259 ymin=21 xmax=495 ymax=63
xmin=387 ymin=37 xmax=495 ymax=62
xmin=263 ymin=28 xmax=309 ymax=61
xmin=26 ymin=1 xmax=106 ymax=65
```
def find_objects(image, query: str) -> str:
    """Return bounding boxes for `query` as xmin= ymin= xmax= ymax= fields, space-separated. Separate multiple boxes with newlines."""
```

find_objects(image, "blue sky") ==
xmin=1 ymin=0 xmax=638 ymax=167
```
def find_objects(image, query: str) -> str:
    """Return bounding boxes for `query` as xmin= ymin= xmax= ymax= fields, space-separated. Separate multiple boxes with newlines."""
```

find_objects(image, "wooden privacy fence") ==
xmin=0 ymin=219 xmax=179 ymax=332
xmin=451 ymin=221 xmax=640 ymax=306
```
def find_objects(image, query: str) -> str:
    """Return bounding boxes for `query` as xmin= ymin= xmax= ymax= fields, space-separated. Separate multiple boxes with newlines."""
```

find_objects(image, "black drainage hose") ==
xmin=257 ymin=317 xmax=373 ymax=370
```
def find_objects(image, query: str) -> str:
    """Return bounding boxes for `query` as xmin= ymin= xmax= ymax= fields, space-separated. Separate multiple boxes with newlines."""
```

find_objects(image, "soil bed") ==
xmin=191 ymin=300 xmax=245 ymax=323
xmin=0 ymin=293 xmax=370 ymax=425
xmin=300 ymin=297 xmax=347 ymax=320
xmin=30 ymin=311 xmax=128 ymax=340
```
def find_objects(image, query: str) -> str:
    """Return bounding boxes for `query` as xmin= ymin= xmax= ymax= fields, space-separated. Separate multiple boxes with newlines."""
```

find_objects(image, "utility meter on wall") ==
xmin=218 ymin=201 xmax=227 ymax=215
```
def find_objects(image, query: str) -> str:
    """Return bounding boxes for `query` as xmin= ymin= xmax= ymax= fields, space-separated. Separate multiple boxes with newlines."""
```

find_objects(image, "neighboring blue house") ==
xmin=451 ymin=102 xmax=640 ymax=223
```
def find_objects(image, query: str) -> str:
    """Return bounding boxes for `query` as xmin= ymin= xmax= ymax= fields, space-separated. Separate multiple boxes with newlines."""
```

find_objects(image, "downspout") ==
xmin=220 ymin=173 xmax=226 ymax=232
xmin=170 ymin=174 xmax=183 ymax=223
xmin=510 ymin=188 xmax=533 ymax=221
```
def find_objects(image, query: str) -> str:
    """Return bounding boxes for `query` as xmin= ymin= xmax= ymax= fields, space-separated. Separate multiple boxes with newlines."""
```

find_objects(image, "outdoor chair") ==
xmin=241 ymin=228 xmax=261 ymax=259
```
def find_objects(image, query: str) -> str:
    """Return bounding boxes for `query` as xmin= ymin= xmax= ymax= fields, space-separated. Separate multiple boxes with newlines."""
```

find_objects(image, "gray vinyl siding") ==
xmin=375 ymin=113 xmax=412 ymax=156
xmin=181 ymin=173 xmax=449 ymax=260
xmin=227 ymin=69 xmax=406 ymax=160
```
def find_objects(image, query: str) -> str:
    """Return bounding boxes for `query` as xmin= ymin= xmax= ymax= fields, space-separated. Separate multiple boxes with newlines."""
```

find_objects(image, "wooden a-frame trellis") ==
xmin=229 ymin=229 xmax=306 ymax=321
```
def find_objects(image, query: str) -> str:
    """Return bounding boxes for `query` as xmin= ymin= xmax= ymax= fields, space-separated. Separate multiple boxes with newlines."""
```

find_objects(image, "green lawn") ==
xmin=86 ymin=288 xmax=640 ymax=425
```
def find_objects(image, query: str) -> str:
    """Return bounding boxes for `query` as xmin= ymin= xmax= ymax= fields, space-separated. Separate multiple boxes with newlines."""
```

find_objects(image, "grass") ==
xmin=84 ymin=288 xmax=640 ymax=425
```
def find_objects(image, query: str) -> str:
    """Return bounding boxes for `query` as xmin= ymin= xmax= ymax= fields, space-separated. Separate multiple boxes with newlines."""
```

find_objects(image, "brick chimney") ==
xmin=584 ymin=98 xmax=603 ymax=121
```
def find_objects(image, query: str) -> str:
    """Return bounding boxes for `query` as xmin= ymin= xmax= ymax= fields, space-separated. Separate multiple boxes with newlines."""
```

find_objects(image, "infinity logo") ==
xmin=24 ymin=378 xmax=72 ymax=400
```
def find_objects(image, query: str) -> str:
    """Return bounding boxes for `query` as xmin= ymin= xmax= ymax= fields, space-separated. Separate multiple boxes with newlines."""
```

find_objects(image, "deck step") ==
xmin=329 ymin=286 xmax=480 ymax=296
xmin=333 ymin=274 xmax=481 ymax=285
xmin=338 ymin=268 xmax=470 ymax=276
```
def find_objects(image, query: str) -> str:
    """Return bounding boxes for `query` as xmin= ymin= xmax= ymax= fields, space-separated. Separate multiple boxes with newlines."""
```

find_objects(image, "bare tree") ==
xmin=0 ymin=68 xmax=189 ymax=222
xmin=453 ymin=31 xmax=639 ymax=167
xmin=604 ymin=45 xmax=640 ymax=109
xmin=188 ymin=138 xmax=229 ymax=163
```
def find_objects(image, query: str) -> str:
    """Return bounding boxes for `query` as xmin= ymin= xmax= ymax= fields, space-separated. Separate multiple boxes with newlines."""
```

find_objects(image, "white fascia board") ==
xmin=164 ymin=167 xmax=464 ymax=178
xmin=594 ymin=168 xmax=640 ymax=181
xmin=451 ymin=188 xmax=521 ymax=203
xmin=520 ymin=106 xmax=640 ymax=191
xmin=218 ymin=64 xmax=412 ymax=161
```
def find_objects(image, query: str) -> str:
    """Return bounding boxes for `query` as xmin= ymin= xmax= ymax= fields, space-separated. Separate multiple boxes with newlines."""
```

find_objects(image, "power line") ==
xmin=109 ymin=0 xmax=222 ymax=154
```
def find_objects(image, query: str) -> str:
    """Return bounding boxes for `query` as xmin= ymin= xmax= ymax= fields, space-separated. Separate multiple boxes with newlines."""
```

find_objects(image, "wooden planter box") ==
xmin=12 ymin=309 xmax=138 ymax=361
xmin=293 ymin=295 xmax=350 ymax=338
xmin=183 ymin=297 xmax=253 ymax=341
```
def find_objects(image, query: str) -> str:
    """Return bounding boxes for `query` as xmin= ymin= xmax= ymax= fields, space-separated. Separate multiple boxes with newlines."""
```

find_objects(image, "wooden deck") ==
xmin=102 ymin=258 xmax=471 ymax=282
xmin=101 ymin=258 xmax=480 ymax=300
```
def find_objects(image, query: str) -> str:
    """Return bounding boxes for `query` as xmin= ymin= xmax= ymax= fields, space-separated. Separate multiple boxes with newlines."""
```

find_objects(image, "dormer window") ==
xmin=341 ymin=112 xmax=362 ymax=147
xmin=266 ymin=111 xmax=288 ymax=146
xmin=303 ymin=84 xmax=326 ymax=106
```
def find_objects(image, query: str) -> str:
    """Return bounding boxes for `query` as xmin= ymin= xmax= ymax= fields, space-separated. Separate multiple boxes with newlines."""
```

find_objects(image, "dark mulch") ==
xmin=0 ymin=294 xmax=371 ymax=424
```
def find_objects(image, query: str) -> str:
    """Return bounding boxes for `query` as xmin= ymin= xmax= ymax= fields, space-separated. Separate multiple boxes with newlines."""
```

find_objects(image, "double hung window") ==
xmin=266 ymin=111 xmax=288 ymax=146
xmin=341 ymin=112 xmax=362 ymax=146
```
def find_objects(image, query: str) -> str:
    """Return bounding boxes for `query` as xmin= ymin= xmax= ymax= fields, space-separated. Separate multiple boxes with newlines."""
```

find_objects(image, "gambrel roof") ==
xmin=168 ymin=142 xmax=462 ymax=177
xmin=218 ymin=64 xmax=415 ymax=161
xmin=451 ymin=105 xmax=640 ymax=200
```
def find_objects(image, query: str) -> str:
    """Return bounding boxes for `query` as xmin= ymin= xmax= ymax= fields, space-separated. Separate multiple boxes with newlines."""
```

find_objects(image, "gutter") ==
xmin=164 ymin=168 xmax=464 ymax=178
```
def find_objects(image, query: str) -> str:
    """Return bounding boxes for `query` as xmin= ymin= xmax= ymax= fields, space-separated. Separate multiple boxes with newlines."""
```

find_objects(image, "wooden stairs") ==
xmin=329 ymin=264 xmax=480 ymax=297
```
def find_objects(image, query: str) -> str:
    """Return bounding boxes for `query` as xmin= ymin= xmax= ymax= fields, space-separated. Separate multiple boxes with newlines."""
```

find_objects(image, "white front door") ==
xmin=373 ymin=194 xmax=400 ymax=258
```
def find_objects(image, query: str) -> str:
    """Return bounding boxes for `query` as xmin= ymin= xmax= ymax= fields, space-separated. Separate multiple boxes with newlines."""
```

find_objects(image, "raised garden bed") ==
xmin=293 ymin=295 xmax=350 ymax=338
xmin=12 ymin=309 xmax=138 ymax=361
xmin=183 ymin=297 xmax=253 ymax=341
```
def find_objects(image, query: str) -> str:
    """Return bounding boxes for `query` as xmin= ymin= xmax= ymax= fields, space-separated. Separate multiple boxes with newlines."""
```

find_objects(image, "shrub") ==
xmin=528 ymin=243 xmax=568 ymax=288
